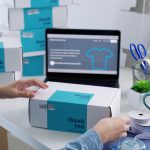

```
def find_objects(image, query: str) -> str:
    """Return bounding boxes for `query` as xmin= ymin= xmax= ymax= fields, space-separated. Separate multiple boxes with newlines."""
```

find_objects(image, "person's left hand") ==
xmin=0 ymin=79 xmax=48 ymax=98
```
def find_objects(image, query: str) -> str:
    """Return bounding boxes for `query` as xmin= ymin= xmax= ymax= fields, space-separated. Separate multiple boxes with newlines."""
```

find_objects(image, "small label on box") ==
xmin=27 ymin=9 xmax=40 ymax=15
xmin=0 ymin=42 xmax=5 ymax=72
xmin=22 ymin=32 xmax=34 ymax=38
xmin=47 ymin=90 xmax=94 ymax=133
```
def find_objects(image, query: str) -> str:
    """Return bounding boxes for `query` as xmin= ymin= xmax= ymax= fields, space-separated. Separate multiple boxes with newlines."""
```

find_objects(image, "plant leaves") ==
xmin=131 ymin=80 xmax=150 ymax=93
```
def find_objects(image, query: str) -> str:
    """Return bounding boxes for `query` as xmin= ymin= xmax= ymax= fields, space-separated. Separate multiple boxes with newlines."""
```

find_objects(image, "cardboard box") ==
xmin=29 ymin=81 xmax=121 ymax=133
xmin=0 ymin=37 xmax=22 ymax=72
xmin=1 ymin=5 xmax=67 ymax=30
xmin=5 ymin=0 xmax=73 ymax=8
xmin=0 ymin=26 xmax=45 ymax=52
xmin=0 ymin=71 xmax=22 ymax=85
xmin=23 ymin=51 xmax=45 ymax=76
xmin=0 ymin=25 xmax=20 ymax=38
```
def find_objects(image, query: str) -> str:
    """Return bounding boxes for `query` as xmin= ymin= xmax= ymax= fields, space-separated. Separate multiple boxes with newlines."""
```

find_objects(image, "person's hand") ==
xmin=0 ymin=79 xmax=48 ymax=98
xmin=93 ymin=116 xmax=130 ymax=143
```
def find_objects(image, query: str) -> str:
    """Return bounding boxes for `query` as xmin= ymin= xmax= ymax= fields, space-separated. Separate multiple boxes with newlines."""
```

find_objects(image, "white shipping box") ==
xmin=1 ymin=5 xmax=67 ymax=30
xmin=0 ymin=71 xmax=22 ymax=85
xmin=0 ymin=25 xmax=45 ymax=53
xmin=0 ymin=25 xmax=20 ymax=38
xmin=5 ymin=0 xmax=73 ymax=8
xmin=0 ymin=37 xmax=22 ymax=72
xmin=29 ymin=81 xmax=121 ymax=133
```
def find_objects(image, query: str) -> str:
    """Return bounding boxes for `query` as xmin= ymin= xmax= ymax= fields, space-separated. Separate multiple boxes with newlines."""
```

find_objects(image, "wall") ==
xmin=68 ymin=0 xmax=150 ymax=66
xmin=0 ymin=0 xmax=3 ymax=24
xmin=0 ymin=0 xmax=150 ymax=66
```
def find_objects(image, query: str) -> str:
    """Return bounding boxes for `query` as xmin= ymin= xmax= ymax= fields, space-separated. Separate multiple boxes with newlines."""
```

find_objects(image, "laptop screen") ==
xmin=46 ymin=29 xmax=120 ymax=83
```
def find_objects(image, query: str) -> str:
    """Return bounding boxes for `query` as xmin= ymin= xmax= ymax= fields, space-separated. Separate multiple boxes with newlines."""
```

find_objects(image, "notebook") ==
xmin=45 ymin=29 xmax=121 ymax=88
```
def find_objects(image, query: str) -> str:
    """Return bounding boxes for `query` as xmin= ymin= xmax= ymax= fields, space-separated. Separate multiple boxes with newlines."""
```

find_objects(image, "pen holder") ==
xmin=131 ymin=59 xmax=150 ymax=83
xmin=131 ymin=65 xmax=141 ymax=83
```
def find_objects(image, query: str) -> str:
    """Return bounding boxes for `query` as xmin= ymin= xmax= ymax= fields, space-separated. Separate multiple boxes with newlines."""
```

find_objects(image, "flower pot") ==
xmin=127 ymin=89 xmax=150 ymax=111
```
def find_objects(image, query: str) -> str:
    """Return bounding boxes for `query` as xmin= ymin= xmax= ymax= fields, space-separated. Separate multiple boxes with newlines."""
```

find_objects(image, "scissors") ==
xmin=130 ymin=43 xmax=148 ymax=73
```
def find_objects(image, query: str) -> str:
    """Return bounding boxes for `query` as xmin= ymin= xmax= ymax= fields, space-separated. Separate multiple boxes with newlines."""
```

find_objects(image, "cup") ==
xmin=117 ymin=137 xmax=146 ymax=150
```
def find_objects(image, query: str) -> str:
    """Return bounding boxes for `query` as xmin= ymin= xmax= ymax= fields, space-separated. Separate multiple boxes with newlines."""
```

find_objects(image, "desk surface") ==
xmin=0 ymin=68 xmax=136 ymax=150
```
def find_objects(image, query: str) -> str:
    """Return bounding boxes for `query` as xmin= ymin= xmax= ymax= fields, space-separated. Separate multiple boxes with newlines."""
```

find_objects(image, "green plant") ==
xmin=131 ymin=80 xmax=150 ymax=93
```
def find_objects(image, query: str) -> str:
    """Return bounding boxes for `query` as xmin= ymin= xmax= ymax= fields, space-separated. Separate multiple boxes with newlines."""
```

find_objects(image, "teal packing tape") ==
xmin=0 ymin=42 xmax=5 ymax=72
xmin=31 ymin=0 xmax=59 ymax=7
xmin=21 ymin=29 xmax=45 ymax=52
xmin=23 ymin=55 xmax=44 ymax=76
xmin=24 ymin=8 xmax=52 ymax=30
xmin=47 ymin=90 xmax=94 ymax=133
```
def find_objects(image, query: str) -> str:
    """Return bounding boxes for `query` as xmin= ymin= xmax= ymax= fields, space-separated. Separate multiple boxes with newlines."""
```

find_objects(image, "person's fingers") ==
xmin=122 ymin=116 xmax=130 ymax=124
xmin=24 ymin=79 xmax=48 ymax=89
xmin=120 ymin=132 xmax=127 ymax=138
xmin=125 ymin=125 xmax=130 ymax=132
xmin=18 ymin=91 xmax=35 ymax=98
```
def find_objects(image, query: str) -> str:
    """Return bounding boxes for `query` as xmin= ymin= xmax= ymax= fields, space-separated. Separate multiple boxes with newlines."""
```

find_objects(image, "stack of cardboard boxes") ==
xmin=0 ymin=0 xmax=72 ymax=77
xmin=0 ymin=36 xmax=22 ymax=84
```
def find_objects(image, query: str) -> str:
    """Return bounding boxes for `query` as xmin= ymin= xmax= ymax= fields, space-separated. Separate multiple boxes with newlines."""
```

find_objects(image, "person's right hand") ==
xmin=93 ymin=116 xmax=130 ymax=143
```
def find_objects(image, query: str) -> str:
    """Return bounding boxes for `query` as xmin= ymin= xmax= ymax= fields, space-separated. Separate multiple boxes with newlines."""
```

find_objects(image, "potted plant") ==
xmin=127 ymin=80 xmax=150 ymax=111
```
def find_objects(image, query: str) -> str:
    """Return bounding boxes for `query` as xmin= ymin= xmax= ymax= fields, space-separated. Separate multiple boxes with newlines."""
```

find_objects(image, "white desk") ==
xmin=0 ymin=68 xmax=136 ymax=150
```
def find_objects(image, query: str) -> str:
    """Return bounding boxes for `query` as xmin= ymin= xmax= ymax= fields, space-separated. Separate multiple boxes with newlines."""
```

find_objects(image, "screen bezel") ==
xmin=46 ymin=28 xmax=121 ymax=84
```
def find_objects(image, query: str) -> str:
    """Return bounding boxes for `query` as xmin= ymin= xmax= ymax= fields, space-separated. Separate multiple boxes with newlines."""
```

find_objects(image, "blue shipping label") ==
xmin=47 ymin=90 xmax=94 ymax=133
xmin=21 ymin=29 xmax=45 ymax=53
xmin=31 ymin=0 xmax=59 ymax=7
xmin=24 ymin=8 xmax=52 ymax=29
xmin=0 ymin=42 xmax=5 ymax=72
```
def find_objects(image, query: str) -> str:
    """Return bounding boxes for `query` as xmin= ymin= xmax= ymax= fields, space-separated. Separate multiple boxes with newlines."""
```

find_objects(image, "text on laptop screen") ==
xmin=47 ymin=34 xmax=119 ymax=75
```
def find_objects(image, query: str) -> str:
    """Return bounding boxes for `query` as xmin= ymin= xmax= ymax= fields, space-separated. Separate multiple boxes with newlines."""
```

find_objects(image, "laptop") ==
xmin=45 ymin=29 xmax=121 ymax=88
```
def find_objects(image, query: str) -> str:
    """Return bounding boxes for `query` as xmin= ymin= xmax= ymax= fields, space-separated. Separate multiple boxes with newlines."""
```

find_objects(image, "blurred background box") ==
xmin=0 ymin=37 xmax=22 ymax=73
xmin=4 ymin=0 xmax=73 ymax=8
xmin=1 ymin=5 xmax=67 ymax=30
xmin=0 ymin=71 xmax=22 ymax=84
xmin=0 ymin=26 xmax=46 ymax=53
xmin=21 ymin=28 xmax=45 ymax=53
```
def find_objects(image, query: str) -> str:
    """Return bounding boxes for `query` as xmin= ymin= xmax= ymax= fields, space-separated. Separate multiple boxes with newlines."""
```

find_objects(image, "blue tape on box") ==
xmin=21 ymin=29 xmax=45 ymax=53
xmin=24 ymin=8 xmax=52 ymax=30
xmin=23 ymin=55 xmax=44 ymax=76
xmin=0 ymin=42 xmax=5 ymax=72
xmin=47 ymin=90 xmax=94 ymax=133
xmin=31 ymin=0 xmax=59 ymax=7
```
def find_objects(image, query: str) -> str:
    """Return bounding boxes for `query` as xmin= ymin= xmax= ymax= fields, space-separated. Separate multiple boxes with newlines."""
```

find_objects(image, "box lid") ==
xmin=0 ymin=37 xmax=22 ymax=48
xmin=0 ymin=24 xmax=20 ymax=37
xmin=32 ymin=81 xmax=120 ymax=107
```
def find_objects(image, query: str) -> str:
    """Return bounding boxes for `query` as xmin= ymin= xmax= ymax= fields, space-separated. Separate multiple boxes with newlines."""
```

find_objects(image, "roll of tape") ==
xmin=128 ymin=110 xmax=150 ymax=126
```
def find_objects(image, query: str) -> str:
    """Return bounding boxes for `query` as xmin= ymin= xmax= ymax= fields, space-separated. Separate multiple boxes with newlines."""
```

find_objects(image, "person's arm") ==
xmin=0 ymin=79 xmax=48 ymax=98
xmin=62 ymin=129 xmax=103 ymax=150
xmin=62 ymin=116 xmax=130 ymax=150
